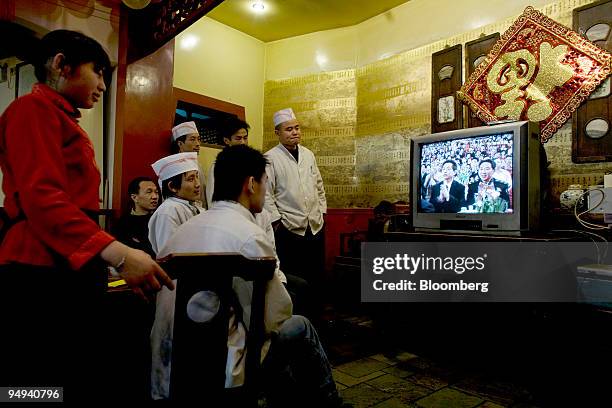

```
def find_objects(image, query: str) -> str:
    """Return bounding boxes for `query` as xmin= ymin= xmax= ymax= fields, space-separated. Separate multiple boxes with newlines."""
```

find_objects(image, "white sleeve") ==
xmin=150 ymin=212 xmax=180 ymax=257
xmin=313 ymin=154 xmax=327 ymax=214
xmin=240 ymin=232 xmax=292 ymax=334
xmin=256 ymin=210 xmax=286 ymax=284
xmin=264 ymin=159 xmax=281 ymax=222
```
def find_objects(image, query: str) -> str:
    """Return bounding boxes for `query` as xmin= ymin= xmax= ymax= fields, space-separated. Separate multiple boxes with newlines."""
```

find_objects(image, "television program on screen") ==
xmin=418 ymin=132 xmax=514 ymax=214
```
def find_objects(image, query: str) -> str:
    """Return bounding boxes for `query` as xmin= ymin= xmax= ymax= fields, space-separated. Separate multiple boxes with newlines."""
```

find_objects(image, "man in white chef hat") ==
xmin=149 ymin=145 xmax=349 ymax=407
xmin=170 ymin=121 xmax=206 ymax=207
xmin=264 ymin=108 xmax=327 ymax=304
xmin=148 ymin=152 xmax=202 ymax=256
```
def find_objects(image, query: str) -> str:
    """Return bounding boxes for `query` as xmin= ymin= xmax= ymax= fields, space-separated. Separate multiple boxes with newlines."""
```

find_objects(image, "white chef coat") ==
xmin=264 ymin=144 xmax=327 ymax=236
xmin=148 ymin=196 xmax=201 ymax=256
xmin=150 ymin=200 xmax=293 ymax=399
xmin=207 ymin=161 xmax=281 ymax=258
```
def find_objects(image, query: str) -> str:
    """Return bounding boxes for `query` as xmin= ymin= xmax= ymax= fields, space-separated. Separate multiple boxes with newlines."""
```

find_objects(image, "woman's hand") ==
xmin=101 ymin=241 xmax=174 ymax=301
xmin=119 ymin=247 xmax=175 ymax=301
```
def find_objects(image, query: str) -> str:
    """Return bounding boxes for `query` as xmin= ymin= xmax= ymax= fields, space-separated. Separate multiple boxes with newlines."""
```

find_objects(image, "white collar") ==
xmin=166 ymin=196 xmax=201 ymax=214
xmin=277 ymin=143 xmax=300 ymax=160
xmin=211 ymin=200 xmax=257 ymax=224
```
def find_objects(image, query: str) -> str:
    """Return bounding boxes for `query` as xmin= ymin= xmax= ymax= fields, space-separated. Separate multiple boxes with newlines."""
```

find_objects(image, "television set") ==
xmin=411 ymin=121 xmax=543 ymax=236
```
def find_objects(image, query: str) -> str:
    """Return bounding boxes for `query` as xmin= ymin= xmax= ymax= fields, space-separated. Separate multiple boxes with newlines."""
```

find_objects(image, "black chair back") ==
xmin=161 ymin=253 xmax=276 ymax=403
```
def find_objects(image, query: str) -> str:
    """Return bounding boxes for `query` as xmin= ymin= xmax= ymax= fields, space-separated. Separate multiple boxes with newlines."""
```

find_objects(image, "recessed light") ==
xmin=252 ymin=2 xmax=265 ymax=12
xmin=180 ymin=34 xmax=199 ymax=50
xmin=316 ymin=53 xmax=328 ymax=66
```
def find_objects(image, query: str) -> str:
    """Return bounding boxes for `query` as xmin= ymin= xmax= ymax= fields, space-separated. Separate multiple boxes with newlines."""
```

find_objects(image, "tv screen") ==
xmin=418 ymin=132 xmax=514 ymax=214
xmin=411 ymin=121 xmax=542 ymax=235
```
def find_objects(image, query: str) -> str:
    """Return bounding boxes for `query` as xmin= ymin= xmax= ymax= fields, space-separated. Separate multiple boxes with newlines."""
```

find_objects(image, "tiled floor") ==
xmin=333 ymin=351 xmax=536 ymax=408
xmin=320 ymin=312 xmax=539 ymax=408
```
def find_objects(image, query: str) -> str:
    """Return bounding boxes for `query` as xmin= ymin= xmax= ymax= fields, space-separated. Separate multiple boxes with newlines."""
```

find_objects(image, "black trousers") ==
xmin=274 ymin=223 xmax=325 ymax=320
xmin=0 ymin=261 xmax=108 ymax=402
xmin=274 ymin=223 xmax=325 ymax=286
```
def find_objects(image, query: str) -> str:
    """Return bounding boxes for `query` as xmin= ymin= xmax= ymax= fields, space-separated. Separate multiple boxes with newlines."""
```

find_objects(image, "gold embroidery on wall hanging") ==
xmin=458 ymin=6 xmax=612 ymax=143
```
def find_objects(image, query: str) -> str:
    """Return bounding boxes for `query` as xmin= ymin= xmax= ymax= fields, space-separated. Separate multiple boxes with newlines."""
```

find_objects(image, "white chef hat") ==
xmin=171 ymin=121 xmax=199 ymax=142
xmin=273 ymin=108 xmax=297 ymax=127
xmin=152 ymin=152 xmax=199 ymax=189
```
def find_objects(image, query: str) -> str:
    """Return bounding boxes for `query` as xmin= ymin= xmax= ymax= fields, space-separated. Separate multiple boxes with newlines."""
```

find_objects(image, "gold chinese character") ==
xmin=485 ymin=42 xmax=572 ymax=121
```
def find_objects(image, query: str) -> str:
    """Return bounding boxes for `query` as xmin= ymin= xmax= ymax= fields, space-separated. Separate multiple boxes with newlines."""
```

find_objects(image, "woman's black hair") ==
xmin=33 ymin=29 xmax=111 ymax=83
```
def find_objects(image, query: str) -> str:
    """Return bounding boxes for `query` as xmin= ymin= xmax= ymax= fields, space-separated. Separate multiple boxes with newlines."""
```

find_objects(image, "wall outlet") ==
xmin=588 ymin=187 xmax=612 ymax=214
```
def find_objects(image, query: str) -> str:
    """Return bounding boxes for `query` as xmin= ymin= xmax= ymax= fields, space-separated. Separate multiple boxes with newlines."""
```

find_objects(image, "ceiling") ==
xmin=207 ymin=0 xmax=410 ymax=42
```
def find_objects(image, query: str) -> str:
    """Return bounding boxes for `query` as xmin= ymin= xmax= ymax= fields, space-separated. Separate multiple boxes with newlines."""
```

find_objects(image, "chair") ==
xmin=161 ymin=253 xmax=276 ymax=404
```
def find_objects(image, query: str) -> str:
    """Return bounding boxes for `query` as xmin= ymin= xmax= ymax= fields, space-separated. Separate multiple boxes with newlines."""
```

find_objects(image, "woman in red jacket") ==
xmin=0 ymin=29 xmax=173 ymax=400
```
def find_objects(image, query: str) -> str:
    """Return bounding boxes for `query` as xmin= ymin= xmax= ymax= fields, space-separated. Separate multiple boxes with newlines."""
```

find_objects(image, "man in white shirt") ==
xmin=148 ymin=152 xmax=202 ymax=255
xmin=206 ymin=117 xmax=310 ymax=316
xmin=151 ymin=145 xmax=347 ymax=407
xmin=171 ymin=121 xmax=207 ymax=208
xmin=264 ymin=108 xmax=327 ymax=291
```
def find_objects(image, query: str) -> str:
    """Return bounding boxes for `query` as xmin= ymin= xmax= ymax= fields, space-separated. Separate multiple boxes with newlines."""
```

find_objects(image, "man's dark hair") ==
xmin=220 ymin=117 xmax=250 ymax=145
xmin=171 ymin=135 xmax=186 ymax=154
xmin=161 ymin=173 xmax=184 ymax=199
xmin=213 ymin=145 xmax=268 ymax=202
xmin=127 ymin=176 xmax=154 ymax=208
xmin=479 ymin=158 xmax=496 ymax=170
xmin=442 ymin=160 xmax=457 ymax=171
xmin=34 ymin=30 xmax=111 ymax=83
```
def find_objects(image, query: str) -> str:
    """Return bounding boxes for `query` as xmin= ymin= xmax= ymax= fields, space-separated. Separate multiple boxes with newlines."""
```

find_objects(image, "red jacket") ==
xmin=0 ymin=84 xmax=114 ymax=270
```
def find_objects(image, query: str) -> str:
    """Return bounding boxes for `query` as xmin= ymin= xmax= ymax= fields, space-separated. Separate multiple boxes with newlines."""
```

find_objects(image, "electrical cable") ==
xmin=574 ymin=189 xmax=611 ymax=231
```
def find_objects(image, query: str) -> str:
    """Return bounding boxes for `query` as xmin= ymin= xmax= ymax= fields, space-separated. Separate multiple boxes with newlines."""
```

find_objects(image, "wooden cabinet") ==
xmin=464 ymin=33 xmax=500 ymax=128
xmin=572 ymin=0 xmax=612 ymax=162
xmin=431 ymin=45 xmax=463 ymax=133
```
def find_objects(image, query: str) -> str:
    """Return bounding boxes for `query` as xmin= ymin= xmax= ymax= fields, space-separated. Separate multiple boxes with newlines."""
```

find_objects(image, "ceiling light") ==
xmin=180 ymin=34 xmax=199 ymax=50
xmin=252 ymin=2 xmax=265 ymax=12
xmin=316 ymin=53 xmax=328 ymax=67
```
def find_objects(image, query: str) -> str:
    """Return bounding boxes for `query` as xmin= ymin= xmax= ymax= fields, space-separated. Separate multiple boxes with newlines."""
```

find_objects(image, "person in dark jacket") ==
xmin=429 ymin=160 xmax=465 ymax=213
xmin=114 ymin=176 xmax=159 ymax=258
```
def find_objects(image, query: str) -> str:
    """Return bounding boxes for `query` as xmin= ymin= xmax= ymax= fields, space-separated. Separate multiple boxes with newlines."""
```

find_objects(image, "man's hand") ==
xmin=119 ymin=248 xmax=175 ymax=302
xmin=441 ymin=184 xmax=450 ymax=202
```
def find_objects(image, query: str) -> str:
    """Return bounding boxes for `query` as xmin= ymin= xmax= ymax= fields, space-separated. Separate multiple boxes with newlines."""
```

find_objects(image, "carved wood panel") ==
xmin=127 ymin=0 xmax=224 ymax=63
xmin=572 ymin=0 xmax=612 ymax=163
xmin=464 ymin=33 xmax=500 ymax=128
xmin=431 ymin=44 xmax=463 ymax=133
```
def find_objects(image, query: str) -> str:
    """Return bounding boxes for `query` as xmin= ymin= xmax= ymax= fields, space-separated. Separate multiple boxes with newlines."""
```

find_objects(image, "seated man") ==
xmin=148 ymin=152 xmax=202 ymax=255
xmin=465 ymin=158 xmax=510 ymax=213
xmin=429 ymin=160 xmax=465 ymax=213
xmin=151 ymin=145 xmax=348 ymax=407
xmin=113 ymin=176 xmax=158 ymax=258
